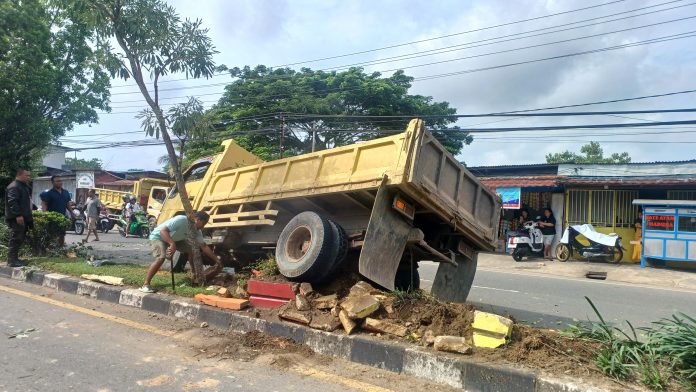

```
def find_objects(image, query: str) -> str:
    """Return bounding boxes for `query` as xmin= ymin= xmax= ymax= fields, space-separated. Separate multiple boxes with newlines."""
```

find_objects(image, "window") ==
xmin=678 ymin=216 xmax=696 ymax=232
xmin=185 ymin=162 xmax=211 ymax=183
xmin=151 ymin=189 xmax=167 ymax=203
xmin=668 ymin=190 xmax=696 ymax=200
xmin=565 ymin=189 xmax=638 ymax=228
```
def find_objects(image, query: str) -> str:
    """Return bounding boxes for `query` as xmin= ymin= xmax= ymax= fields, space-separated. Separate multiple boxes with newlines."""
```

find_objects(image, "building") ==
xmin=41 ymin=145 xmax=71 ymax=171
xmin=470 ymin=160 xmax=696 ymax=261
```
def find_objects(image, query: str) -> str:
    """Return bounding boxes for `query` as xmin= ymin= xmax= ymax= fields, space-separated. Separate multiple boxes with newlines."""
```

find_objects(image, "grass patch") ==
xmin=27 ymin=257 xmax=209 ymax=297
xmin=247 ymin=255 xmax=279 ymax=277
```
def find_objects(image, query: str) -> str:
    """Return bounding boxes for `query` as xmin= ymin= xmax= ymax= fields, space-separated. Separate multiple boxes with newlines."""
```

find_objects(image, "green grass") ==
xmin=27 ymin=257 xmax=209 ymax=297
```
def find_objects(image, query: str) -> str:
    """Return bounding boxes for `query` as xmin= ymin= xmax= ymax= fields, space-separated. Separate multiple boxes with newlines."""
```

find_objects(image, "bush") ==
xmin=0 ymin=212 xmax=71 ymax=257
xmin=26 ymin=212 xmax=71 ymax=256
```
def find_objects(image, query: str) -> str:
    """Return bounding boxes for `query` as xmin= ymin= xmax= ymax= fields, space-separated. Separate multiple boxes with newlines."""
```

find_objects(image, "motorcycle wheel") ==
xmin=118 ymin=226 xmax=127 ymax=237
xmin=101 ymin=222 xmax=110 ymax=234
xmin=75 ymin=223 xmax=84 ymax=235
xmin=148 ymin=217 xmax=157 ymax=230
xmin=607 ymin=248 xmax=623 ymax=264
xmin=139 ymin=227 xmax=150 ymax=239
xmin=512 ymin=248 xmax=524 ymax=262
xmin=555 ymin=243 xmax=570 ymax=262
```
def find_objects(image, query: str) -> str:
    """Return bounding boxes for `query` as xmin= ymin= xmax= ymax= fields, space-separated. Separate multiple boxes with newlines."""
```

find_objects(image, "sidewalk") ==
xmin=478 ymin=252 xmax=696 ymax=292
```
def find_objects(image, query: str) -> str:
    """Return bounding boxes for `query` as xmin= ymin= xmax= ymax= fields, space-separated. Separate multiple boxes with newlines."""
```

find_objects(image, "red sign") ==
xmin=645 ymin=215 xmax=675 ymax=231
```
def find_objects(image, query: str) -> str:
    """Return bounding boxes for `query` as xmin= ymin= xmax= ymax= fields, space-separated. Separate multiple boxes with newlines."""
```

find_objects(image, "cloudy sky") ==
xmin=63 ymin=0 xmax=696 ymax=171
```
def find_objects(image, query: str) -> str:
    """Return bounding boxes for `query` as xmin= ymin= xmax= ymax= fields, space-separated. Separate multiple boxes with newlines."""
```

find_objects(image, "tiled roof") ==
xmin=479 ymin=175 xmax=561 ymax=189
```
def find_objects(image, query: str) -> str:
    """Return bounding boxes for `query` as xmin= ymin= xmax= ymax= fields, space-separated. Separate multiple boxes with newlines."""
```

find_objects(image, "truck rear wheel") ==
xmin=276 ymin=211 xmax=336 ymax=282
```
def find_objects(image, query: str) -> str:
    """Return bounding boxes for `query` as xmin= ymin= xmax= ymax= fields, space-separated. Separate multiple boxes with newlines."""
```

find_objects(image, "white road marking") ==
xmin=471 ymin=285 xmax=520 ymax=293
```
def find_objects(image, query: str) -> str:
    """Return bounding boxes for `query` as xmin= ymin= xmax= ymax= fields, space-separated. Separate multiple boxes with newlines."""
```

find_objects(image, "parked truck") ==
xmin=158 ymin=119 xmax=501 ymax=302
xmin=97 ymin=178 xmax=172 ymax=227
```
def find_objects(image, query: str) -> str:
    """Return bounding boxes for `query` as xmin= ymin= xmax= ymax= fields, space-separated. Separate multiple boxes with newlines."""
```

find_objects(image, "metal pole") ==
xmin=279 ymin=115 xmax=285 ymax=158
xmin=311 ymin=125 xmax=316 ymax=152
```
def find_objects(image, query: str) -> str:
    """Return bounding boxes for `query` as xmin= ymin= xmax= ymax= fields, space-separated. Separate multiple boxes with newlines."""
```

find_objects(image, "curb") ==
xmin=0 ymin=267 xmax=595 ymax=392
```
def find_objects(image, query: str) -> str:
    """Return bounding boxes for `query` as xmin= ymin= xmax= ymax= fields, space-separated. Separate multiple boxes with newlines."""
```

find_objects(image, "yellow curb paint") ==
xmin=0 ymin=284 xmax=176 ymax=338
xmin=0 ymin=282 xmax=395 ymax=392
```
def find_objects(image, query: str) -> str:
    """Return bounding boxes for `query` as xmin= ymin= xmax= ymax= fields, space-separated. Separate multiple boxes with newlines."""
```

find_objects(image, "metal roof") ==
xmin=633 ymin=199 xmax=696 ymax=206
xmin=479 ymin=175 xmax=560 ymax=189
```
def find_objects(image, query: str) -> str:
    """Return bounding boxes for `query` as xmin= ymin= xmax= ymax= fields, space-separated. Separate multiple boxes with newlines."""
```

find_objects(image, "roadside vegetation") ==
xmin=564 ymin=297 xmax=696 ymax=391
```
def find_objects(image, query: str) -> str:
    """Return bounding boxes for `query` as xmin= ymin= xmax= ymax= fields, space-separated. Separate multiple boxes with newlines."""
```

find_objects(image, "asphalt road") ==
xmin=0 ymin=278 xmax=456 ymax=392
xmin=420 ymin=261 xmax=696 ymax=330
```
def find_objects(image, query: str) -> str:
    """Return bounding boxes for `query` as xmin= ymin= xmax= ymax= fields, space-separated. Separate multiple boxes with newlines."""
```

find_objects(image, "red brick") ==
xmin=195 ymin=293 xmax=217 ymax=307
xmin=247 ymin=280 xmax=295 ymax=300
xmin=214 ymin=297 xmax=249 ymax=311
xmin=249 ymin=295 xmax=289 ymax=309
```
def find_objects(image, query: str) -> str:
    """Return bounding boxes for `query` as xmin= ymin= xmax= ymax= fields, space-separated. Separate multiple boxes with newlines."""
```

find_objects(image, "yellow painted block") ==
xmin=471 ymin=311 xmax=513 ymax=349
xmin=472 ymin=332 xmax=507 ymax=349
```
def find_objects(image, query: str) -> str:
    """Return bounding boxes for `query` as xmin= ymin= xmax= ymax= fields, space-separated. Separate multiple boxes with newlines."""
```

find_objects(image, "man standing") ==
xmin=5 ymin=169 xmax=33 ymax=267
xmin=40 ymin=175 xmax=71 ymax=247
xmin=140 ymin=212 xmax=222 ymax=293
xmin=83 ymin=189 xmax=101 ymax=243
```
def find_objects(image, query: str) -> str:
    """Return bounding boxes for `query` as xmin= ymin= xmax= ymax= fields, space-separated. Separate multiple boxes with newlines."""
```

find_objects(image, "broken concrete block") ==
xmin=471 ymin=310 xmax=513 ymax=349
xmin=339 ymin=310 xmax=357 ymax=334
xmin=312 ymin=294 xmax=338 ymax=310
xmin=309 ymin=313 xmax=341 ymax=332
xmin=363 ymin=318 xmax=408 ymax=337
xmin=217 ymin=287 xmax=232 ymax=298
xmin=341 ymin=294 xmax=379 ymax=319
xmin=279 ymin=309 xmax=312 ymax=325
xmin=299 ymin=282 xmax=314 ymax=297
xmin=422 ymin=329 xmax=436 ymax=346
xmin=330 ymin=304 xmax=340 ymax=318
xmin=434 ymin=336 xmax=472 ymax=355
xmin=349 ymin=281 xmax=381 ymax=296
xmin=295 ymin=294 xmax=311 ymax=311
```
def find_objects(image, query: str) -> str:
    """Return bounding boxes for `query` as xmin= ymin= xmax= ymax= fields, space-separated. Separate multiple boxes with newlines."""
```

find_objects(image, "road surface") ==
xmin=0 ymin=278 xmax=456 ymax=392
xmin=420 ymin=261 xmax=696 ymax=329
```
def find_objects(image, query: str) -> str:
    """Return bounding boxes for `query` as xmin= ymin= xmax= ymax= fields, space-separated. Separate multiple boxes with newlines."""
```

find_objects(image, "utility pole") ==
xmin=279 ymin=114 xmax=285 ymax=159
xmin=311 ymin=123 xmax=317 ymax=152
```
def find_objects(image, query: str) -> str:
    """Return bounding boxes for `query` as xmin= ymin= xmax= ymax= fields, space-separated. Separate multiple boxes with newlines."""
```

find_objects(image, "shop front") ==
xmin=633 ymin=200 xmax=696 ymax=267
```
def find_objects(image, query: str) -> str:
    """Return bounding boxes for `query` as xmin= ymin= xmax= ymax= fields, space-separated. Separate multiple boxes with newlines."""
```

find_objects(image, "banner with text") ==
xmin=496 ymin=187 xmax=521 ymax=209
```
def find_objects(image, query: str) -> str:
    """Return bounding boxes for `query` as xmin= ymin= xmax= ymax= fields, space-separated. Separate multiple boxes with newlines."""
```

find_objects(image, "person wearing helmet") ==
xmin=125 ymin=196 xmax=142 ymax=223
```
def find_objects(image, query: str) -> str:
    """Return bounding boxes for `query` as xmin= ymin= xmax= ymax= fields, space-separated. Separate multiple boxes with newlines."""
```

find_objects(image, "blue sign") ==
xmin=497 ymin=187 xmax=521 ymax=209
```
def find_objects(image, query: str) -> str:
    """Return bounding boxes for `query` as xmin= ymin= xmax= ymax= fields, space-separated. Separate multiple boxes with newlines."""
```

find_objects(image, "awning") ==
xmin=480 ymin=175 xmax=561 ymax=190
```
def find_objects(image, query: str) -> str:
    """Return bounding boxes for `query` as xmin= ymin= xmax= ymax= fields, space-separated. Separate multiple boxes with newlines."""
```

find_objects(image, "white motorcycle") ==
xmin=507 ymin=219 xmax=545 ymax=262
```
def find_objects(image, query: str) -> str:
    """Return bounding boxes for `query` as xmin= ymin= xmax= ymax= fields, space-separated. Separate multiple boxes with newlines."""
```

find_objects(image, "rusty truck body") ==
xmin=158 ymin=119 xmax=501 ymax=302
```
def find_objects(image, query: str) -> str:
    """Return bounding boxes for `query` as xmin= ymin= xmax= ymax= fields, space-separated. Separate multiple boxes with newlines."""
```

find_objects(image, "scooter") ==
xmin=70 ymin=206 xmax=85 ymax=235
xmin=555 ymin=224 xmax=624 ymax=263
xmin=116 ymin=211 xmax=150 ymax=239
xmin=507 ymin=219 xmax=545 ymax=261
xmin=99 ymin=209 xmax=111 ymax=233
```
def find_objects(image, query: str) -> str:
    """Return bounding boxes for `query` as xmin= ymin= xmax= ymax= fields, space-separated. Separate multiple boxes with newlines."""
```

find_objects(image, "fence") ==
xmin=566 ymin=189 xmax=639 ymax=228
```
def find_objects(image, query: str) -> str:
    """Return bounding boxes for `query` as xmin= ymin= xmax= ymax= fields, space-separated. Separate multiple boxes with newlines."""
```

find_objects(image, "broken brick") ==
xmin=339 ymin=310 xmax=357 ymax=334
xmin=295 ymin=294 xmax=310 ymax=311
xmin=434 ymin=336 xmax=472 ymax=355
xmin=279 ymin=309 xmax=312 ymax=325
xmin=299 ymin=282 xmax=314 ymax=297
xmin=312 ymin=294 xmax=338 ymax=310
xmin=309 ymin=313 xmax=341 ymax=332
xmin=341 ymin=294 xmax=379 ymax=319
xmin=217 ymin=287 xmax=232 ymax=298
xmin=349 ymin=281 xmax=381 ymax=296
xmin=363 ymin=318 xmax=408 ymax=337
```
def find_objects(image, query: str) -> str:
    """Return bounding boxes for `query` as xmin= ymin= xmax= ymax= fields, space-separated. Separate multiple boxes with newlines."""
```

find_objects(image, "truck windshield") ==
xmin=168 ymin=162 xmax=211 ymax=198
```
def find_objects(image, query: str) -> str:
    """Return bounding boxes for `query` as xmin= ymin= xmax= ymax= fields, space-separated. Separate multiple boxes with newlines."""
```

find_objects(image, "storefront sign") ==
xmin=496 ymin=187 xmax=521 ymax=209
xmin=76 ymin=171 xmax=95 ymax=189
xmin=645 ymin=215 xmax=674 ymax=231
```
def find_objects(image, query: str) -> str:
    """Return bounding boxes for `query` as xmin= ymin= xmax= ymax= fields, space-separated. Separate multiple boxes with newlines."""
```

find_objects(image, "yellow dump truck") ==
xmin=97 ymin=178 xmax=172 ymax=226
xmin=158 ymin=119 xmax=501 ymax=302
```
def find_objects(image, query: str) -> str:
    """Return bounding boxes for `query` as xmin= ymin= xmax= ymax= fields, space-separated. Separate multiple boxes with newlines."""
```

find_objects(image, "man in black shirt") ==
xmin=5 ymin=168 xmax=33 ymax=267
xmin=40 ymin=175 xmax=71 ymax=247
xmin=538 ymin=208 xmax=556 ymax=260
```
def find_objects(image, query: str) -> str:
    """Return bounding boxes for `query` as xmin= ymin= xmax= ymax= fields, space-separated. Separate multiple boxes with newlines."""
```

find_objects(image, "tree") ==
xmin=545 ymin=141 xmax=632 ymax=164
xmin=185 ymin=66 xmax=468 ymax=165
xmin=64 ymin=157 xmax=103 ymax=170
xmin=82 ymin=0 xmax=218 ymax=285
xmin=0 ymin=0 xmax=111 ymax=186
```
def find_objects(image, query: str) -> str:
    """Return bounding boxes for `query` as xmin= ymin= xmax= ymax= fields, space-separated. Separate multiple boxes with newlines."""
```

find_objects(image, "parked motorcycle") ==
xmin=70 ymin=205 xmax=85 ymax=235
xmin=507 ymin=219 xmax=545 ymax=261
xmin=116 ymin=211 xmax=150 ymax=239
xmin=99 ymin=209 xmax=111 ymax=233
xmin=555 ymin=224 xmax=624 ymax=263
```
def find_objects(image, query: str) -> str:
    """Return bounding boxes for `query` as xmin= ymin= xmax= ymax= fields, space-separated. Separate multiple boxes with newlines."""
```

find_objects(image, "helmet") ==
xmin=129 ymin=196 xmax=136 ymax=202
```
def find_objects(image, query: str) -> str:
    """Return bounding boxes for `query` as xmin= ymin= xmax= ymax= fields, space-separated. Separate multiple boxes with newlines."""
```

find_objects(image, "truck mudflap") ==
xmin=359 ymin=178 xmax=410 ymax=290
xmin=431 ymin=252 xmax=478 ymax=303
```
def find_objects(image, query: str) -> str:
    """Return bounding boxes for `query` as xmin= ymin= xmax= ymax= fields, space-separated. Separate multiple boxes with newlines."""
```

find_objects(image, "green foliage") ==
xmin=25 ymin=212 xmax=71 ymax=256
xmin=0 ymin=0 xmax=112 ymax=180
xmin=546 ymin=141 xmax=632 ymax=164
xmin=564 ymin=297 xmax=696 ymax=390
xmin=248 ymin=255 xmax=280 ymax=277
xmin=64 ymin=157 xmax=103 ymax=170
xmin=185 ymin=66 xmax=469 ymax=165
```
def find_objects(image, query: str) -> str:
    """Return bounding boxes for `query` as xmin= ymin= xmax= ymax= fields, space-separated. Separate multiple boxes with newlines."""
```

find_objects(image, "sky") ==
xmin=63 ymin=0 xmax=696 ymax=171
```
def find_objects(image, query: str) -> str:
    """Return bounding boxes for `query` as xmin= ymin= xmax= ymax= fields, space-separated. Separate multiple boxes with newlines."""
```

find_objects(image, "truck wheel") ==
xmin=431 ymin=253 xmax=477 ymax=303
xmin=276 ymin=211 xmax=336 ymax=282
xmin=311 ymin=219 xmax=349 ymax=282
xmin=394 ymin=265 xmax=420 ymax=291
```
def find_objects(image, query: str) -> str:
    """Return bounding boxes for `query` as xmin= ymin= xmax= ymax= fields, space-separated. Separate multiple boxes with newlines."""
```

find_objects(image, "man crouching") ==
xmin=140 ymin=211 xmax=222 ymax=293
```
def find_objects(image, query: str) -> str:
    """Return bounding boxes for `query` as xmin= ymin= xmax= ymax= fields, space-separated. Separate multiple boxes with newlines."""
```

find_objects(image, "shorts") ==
xmin=150 ymin=240 xmax=191 ymax=260
xmin=543 ymin=235 xmax=555 ymax=245
xmin=86 ymin=217 xmax=97 ymax=230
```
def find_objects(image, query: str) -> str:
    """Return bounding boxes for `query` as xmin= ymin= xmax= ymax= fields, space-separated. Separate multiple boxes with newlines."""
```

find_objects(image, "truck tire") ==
xmin=276 ymin=211 xmax=336 ymax=282
xmin=311 ymin=219 xmax=349 ymax=282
